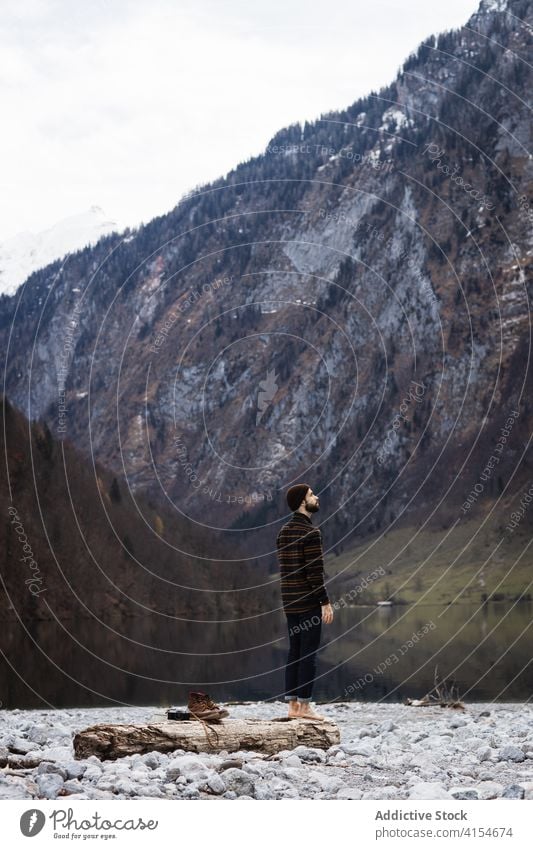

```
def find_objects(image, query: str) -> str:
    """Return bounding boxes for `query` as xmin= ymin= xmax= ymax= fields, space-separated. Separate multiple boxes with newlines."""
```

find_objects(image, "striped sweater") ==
xmin=276 ymin=512 xmax=330 ymax=612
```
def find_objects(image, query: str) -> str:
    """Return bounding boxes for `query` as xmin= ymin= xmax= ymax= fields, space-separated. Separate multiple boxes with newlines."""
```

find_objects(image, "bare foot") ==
xmin=298 ymin=704 xmax=326 ymax=721
xmin=287 ymin=700 xmax=300 ymax=719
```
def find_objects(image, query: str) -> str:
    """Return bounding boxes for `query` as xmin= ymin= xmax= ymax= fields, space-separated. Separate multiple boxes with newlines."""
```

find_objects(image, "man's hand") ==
xmin=321 ymin=603 xmax=334 ymax=624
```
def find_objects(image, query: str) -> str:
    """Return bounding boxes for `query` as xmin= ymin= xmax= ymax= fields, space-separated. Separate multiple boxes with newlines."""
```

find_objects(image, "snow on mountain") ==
xmin=0 ymin=206 xmax=120 ymax=296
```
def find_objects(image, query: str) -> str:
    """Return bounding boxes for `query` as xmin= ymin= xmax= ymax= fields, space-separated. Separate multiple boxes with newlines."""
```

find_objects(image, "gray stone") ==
xmin=472 ymin=781 xmax=503 ymax=800
xmin=275 ymin=784 xmax=300 ymax=799
xmin=412 ymin=732 xmax=429 ymax=743
xmin=25 ymin=723 xmax=51 ymax=744
xmin=280 ymin=767 xmax=304 ymax=782
xmin=411 ymin=753 xmax=441 ymax=773
xmin=231 ymin=751 xmax=260 ymax=762
xmin=450 ymin=787 xmax=479 ymax=799
xmin=419 ymin=735 xmax=447 ymax=750
xmin=379 ymin=720 xmax=397 ymax=733
xmin=95 ymin=778 xmax=116 ymax=792
xmin=221 ymin=768 xmax=255 ymax=797
xmin=477 ymin=746 xmax=494 ymax=762
xmin=79 ymin=787 xmax=117 ymax=800
xmin=36 ymin=773 xmax=64 ymax=799
xmin=142 ymin=752 xmax=163 ymax=769
xmin=46 ymin=724 xmax=72 ymax=743
xmin=292 ymin=746 xmax=326 ymax=763
xmin=113 ymin=778 xmax=138 ymax=796
xmin=340 ymin=742 xmax=374 ymax=757
xmin=130 ymin=769 xmax=150 ymax=782
xmin=501 ymin=784 xmax=525 ymax=799
xmin=1 ymin=734 xmax=16 ymax=750
xmin=499 ymin=745 xmax=526 ymax=763
xmin=65 ymin=761 xmax=87 ymax=780
xmin=206 ymin=773 xmax=226 ymax=795
xmin=376 ymin=785 xmax=404 ymax=800
xmin=409 ymin=782 xmax=453 ymax=800
xmin=0 ymin=779 xmax=33 ymax=800
xmin=465 ymin=737 xmax=485 ymax=751
xmin=282 ymin=754 xmax=302 ymax=768
xmin=36 ymin=761 xmax=68 ymax=779
xmin=456 ymin=767 xmax=478 ymax=780
xmin=336 ymin=787 xmax=363 ymax=799
xmin=254 ymin=782 xmax=275 ymax=800
xmin=166 ymin=755 xmax=211 ymax=782
xmin=162 ymin=783 xmax=178 ymax=795
xmin=83 ymin=763 xmax=103 ymax=782
xmin=311 ymin=772 xmax=344 ymax=794
xmin=360 ymin=726 xmax=379 ymax=738
xmin=243 ymin=761 xmax=271 ymax=776
xmin=520 ymin=782 xmax=533 ymax=800
xmin=8 ymin=737 xmax=40 ymax=755
xmin=127 ymin=757 xmax=148 ymax=770
xmin=38 ymin=746 xmax=75 ymax=764
xmin=62 ymin=779 xmax=84 ymax=794
xmin=2 ymin=701 xmax=532 ymax=801
xmin=362 ymin=786 xmax=403 ymax=800
xmin=259 ymin=775 xmax=294 ymax=799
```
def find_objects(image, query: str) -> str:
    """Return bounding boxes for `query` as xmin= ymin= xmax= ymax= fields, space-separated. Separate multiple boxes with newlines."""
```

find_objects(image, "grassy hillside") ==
xmin=326 ymin=507 xmax=532 ymax=607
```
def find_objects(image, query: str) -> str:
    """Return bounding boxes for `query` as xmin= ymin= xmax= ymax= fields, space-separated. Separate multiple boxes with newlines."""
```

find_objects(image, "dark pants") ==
xmin=284 ymin=606 xmax=322 ymax=702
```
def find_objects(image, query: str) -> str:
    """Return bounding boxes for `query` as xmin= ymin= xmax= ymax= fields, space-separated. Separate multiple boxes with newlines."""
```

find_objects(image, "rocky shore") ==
xmin=1 ymin=701 xmax=533 ymax=800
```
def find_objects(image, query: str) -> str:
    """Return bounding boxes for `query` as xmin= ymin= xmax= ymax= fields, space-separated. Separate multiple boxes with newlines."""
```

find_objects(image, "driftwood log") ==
xmin=73 ymin=718 xmax=340 ymax=761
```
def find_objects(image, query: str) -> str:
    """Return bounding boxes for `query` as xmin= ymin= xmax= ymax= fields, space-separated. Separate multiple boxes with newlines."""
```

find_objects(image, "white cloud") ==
xmin=1 ymin=0 xmax=481 ymax=239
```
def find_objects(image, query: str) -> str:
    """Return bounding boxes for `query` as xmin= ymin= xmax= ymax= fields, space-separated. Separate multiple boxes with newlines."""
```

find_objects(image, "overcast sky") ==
xmin=1 ymin=0 xmax=481 ymax=240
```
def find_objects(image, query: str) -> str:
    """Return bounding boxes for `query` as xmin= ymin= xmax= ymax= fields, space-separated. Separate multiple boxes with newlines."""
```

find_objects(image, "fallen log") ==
xmin=73 ymin=717 xmax=340 ymax=761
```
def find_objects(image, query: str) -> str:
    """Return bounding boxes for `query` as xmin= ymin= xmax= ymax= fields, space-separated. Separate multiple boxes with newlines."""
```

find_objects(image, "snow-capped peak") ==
xmin=0 ymin=206 xmax=120 ymax=297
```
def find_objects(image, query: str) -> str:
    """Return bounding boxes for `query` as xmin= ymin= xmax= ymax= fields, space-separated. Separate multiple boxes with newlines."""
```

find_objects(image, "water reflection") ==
xmin=1 ymin=602 xmax=532 ymax=708
xmin=317 ymin=601 xmax=533 ymax=703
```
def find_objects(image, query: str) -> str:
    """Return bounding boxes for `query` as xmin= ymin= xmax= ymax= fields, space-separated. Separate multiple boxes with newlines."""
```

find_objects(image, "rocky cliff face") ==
xmin=1 ymin=0 xmax=532 ymax=558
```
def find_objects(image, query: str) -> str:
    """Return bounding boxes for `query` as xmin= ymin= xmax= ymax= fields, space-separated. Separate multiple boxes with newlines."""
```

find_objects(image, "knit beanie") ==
xmin=286 ymin=483 xmax=311 ymax=512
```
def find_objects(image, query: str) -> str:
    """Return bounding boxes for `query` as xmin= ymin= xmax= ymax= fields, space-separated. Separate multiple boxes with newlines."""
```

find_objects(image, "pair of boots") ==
xmin=188 ymin=691 xmax=228 ymax=723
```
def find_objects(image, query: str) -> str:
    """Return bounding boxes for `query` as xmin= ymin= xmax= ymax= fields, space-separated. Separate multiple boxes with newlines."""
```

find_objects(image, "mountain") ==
xmin=0 ymin=397 xmax=285 ymax=706
xmin=1 ymin=0 xmax=532 ymax=564
xmin=0 ymin=206 xmax=120 ymax=297
xmin=0 ymin=396 xmax=274 ymax=623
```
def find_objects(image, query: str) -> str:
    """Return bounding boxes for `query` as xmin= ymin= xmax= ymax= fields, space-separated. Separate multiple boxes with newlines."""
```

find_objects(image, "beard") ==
xmin=306 ymin=501 xmax=320 ymax=513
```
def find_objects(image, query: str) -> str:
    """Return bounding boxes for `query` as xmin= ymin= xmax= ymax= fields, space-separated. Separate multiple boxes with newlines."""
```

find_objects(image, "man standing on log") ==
xmin=276 ymin=483 xmax=333 ymax=721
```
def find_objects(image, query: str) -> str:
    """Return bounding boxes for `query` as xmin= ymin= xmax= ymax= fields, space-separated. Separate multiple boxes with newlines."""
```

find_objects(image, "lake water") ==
xmin=1 ymin=601 xmax=532 ymax=709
